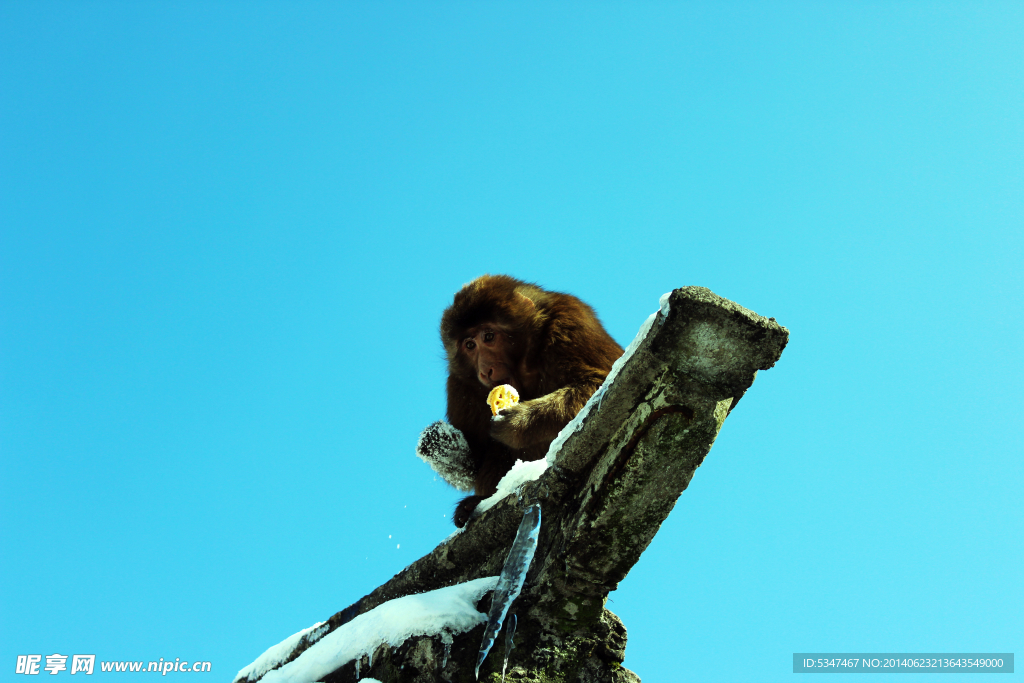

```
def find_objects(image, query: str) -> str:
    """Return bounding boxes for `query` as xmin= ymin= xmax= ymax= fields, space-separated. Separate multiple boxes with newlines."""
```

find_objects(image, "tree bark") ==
xmin=238 ymin=287 xmax=788 ymax=683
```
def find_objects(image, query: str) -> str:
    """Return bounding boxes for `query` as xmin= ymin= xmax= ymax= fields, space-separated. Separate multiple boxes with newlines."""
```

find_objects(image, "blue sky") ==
xmin=1 ymin=3 xmax=1021 ymax=681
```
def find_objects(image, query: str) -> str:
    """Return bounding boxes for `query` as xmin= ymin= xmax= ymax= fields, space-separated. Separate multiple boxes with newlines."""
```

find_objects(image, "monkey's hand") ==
xmin=489 ymin=402 xmax=535 ymax=450
xmin=416 ymin=421 xmax=476 ymax=492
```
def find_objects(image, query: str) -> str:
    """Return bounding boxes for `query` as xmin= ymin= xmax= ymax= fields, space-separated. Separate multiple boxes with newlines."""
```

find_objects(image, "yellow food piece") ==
xmin=487 ymin=384 xmax=520 ymax=416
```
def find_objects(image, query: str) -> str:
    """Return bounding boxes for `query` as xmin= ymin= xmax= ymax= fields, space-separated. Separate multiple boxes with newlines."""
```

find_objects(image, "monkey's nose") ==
xmin=482 ymin=367 xmax=506 ymax=386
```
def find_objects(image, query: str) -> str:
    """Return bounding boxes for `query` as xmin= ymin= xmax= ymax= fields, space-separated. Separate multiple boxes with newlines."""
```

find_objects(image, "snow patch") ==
xmin=473 ymin=458 xmax=549 ymax=519
xmin=233 ymin=622 xmax=324 ymax=683
xmin=253 ymin=577 xmax=498 ymax=683
xmin=659 ymin=291 xmax=672 ymax=318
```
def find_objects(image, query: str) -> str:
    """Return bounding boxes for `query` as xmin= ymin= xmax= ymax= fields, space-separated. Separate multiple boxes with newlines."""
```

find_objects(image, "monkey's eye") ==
xmin=483 ymin=331 xmax=495 ymax=343
xmin=465 ymin=339 xmax=476 ymax=351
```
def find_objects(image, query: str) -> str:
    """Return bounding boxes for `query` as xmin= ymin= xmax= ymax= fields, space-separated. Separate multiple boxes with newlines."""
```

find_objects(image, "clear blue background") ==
xmin=2 ymin=3 xmax=1021 ymax=682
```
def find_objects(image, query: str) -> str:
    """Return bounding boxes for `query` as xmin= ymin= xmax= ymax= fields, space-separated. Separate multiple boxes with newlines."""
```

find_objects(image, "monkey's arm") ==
xmin=415 ymin=421 xmax=477 ymax=492
xmin=489 ymin=300 xmax=622 ymax=451
xmin=489 ymin=373 xmax=606 ymax=450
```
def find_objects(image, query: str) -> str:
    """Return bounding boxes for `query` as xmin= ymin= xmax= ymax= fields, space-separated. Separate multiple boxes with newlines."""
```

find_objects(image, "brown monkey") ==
xmin=438 ymin=275 xmax=623 ymax=527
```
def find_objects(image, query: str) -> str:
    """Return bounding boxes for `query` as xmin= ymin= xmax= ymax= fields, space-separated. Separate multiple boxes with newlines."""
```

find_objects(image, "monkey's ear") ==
xmin=516 ymin=292 xmax=536 ymax=309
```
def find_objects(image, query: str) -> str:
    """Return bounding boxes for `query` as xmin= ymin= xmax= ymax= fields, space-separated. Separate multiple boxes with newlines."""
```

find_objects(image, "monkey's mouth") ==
xmin=480 ymin=374 xmax=516 ymax=391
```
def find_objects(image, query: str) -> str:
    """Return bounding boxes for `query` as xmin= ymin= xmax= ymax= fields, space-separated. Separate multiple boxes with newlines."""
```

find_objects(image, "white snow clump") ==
xmin=471 ymin=458 xmax=549 ymax=519
xmin=246 ymin=577 xmax=498 ymax=683
xmin=233 ymin=622 xmax=325 ymax=683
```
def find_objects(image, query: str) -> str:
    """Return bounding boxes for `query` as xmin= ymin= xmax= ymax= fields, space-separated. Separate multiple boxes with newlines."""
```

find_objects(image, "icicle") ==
xmin=440 ymin=631 xmax=453 ymax=669
xmin=501 ymin=614 xmax=517 ymax=683
xmin=355 ymin=657 xmax=361 ymax=679
xmin=475 ymin=504 xmax=541 ymax=679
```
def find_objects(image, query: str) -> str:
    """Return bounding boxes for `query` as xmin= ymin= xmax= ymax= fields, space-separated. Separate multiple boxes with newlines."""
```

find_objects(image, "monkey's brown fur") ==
xmin=441 ymin=274 xmax=623 ymax=526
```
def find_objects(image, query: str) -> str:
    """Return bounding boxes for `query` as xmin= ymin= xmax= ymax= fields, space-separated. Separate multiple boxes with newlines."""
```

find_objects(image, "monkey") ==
xmin=428 ymin=274 xmax=623 ymax=527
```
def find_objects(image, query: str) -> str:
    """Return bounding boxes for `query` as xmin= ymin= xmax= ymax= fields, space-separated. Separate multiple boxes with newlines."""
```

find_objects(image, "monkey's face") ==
xmin=460 ymin=324 xmax=518 ymax=390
